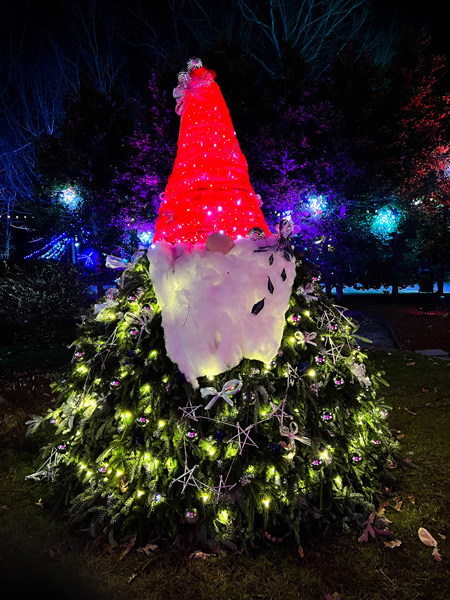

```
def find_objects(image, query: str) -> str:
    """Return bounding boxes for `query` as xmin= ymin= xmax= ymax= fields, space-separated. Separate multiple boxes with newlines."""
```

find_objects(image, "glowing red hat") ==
xmin=153 ymin=58 xmax=270 ymax=245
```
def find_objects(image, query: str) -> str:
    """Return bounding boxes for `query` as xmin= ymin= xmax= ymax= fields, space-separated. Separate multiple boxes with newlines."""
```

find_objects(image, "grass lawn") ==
xmin=0 ymin=346 xmax=449 ymax=600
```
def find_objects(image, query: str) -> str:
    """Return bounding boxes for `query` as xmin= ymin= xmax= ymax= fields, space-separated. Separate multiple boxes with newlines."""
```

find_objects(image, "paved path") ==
xmin=344 ymin=310 xmax=399 ymax=351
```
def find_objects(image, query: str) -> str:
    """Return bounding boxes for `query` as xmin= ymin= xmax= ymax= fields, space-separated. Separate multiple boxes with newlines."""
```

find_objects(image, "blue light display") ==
xmin=78 ymin=249 xmax=100 ymax=268
xmin=25 ymin=229 xmax=91 ymax=262
xmin=137 ymin=228 xmax=154 ymax=246
xmin=371 ymin=206 xmax=399 ymax=238
xmin=307 ymin=195 xmax=328 ymax=216
xmin=59 ymin=186 xmax=82 ymax=211
xmin=25 ymin=234 xmax=72 ymax=260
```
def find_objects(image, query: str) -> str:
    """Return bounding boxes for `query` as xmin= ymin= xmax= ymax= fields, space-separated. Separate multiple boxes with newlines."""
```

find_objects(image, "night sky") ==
xmin=2 ymin=0 xmax=450 ymax=64
xmin=373 ymin=0 xmax=450 ymax=56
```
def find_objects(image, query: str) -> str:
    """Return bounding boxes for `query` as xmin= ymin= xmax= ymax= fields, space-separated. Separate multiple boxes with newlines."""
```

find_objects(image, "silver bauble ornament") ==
xmin=321 ymin=410 xmax=334 ymax=423
xmin=243 ymin=390 xmax=257 ymax=403
xmin=288 ymin=313 xmax=301 ymax=325
xmin=334 ymin=376 xmax=345 ymax=389
xmin=185 ymin=428 xmax=198 ymax=441
xmin=247 ymin=227 xmax=266 ymax=241
xmin=311 ymin=458 xmax=323 ymax=471
xmin=184 ymin=508 xmax=199 ymax=524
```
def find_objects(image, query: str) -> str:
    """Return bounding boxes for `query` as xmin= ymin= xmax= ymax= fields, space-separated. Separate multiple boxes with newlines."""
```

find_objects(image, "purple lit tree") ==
xmin=108 ymin=75 xmax=178 ymax=251
xmin=246 ymin=62 xmax=374 ymax=297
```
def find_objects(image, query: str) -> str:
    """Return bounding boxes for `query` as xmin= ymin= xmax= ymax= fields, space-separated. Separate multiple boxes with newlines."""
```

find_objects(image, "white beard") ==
xmin=147 ymin=236 xmax=295 ymax=388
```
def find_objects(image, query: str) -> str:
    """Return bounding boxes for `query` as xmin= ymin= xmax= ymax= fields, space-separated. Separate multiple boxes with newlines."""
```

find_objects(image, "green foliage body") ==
xmin=30 ymin=253 xmax=395 ymax=548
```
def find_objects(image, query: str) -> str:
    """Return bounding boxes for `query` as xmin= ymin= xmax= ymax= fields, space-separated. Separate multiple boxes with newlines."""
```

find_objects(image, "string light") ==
xmin=25 ymin=227 xmax=90 ymax=261
xmin=24 ymin=234 xmax=71 ymax=260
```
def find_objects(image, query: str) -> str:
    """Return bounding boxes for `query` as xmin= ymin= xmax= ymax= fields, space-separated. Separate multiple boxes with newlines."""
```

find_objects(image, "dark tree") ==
xmin=33 ymin=82 xmax=136 ymax=254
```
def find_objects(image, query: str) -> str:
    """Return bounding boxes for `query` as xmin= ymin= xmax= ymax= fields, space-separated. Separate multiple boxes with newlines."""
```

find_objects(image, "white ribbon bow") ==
xmin=279 ymin=421 xmax=311 ymax=448
xmin=297 ymin=282 xmax=318 ymax=303
xmin=105 ymin=250 xmax=145 ymax=288
xmin=200 ymin=379 xmax=242 ymax=410
xmin=173 ymin=70 xmax=214 ymax=116
xmin=349 ymin=362 xmax=372 ymax=389
xmin=294 ymin=331 xmax=317 ymax=346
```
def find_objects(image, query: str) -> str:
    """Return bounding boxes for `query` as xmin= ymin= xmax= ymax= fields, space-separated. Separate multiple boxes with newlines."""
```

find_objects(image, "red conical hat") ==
xmin=153 ymin=59 xmax=270 ymax=245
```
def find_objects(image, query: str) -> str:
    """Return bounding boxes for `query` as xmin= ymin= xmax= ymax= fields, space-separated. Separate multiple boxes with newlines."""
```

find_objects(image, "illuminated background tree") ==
xmin=0 ymin=1 xmax=447 ymax=296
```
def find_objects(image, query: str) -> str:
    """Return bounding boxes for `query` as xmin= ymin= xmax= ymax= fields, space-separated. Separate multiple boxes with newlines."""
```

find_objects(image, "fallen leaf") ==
xmin=49 ymin=543 xmax=68 ymax=558
xmin=422 ymin=388 xmax=430 ymax=393
xmin=407 ymin=493 xmax=416 ymax=504
xmin=298 ymin=544 xmax=305 ymax=558
xmin=433 ymin=387 xmax=438 ymax=393
xmin=438 ymin=534 xmax=446 ymax=540
xmin=35 ymin=498 xmax=45 ymax=508
xmin=325 ymin=594 xmax=341 ymax=600
xmin=419 ymin=527 xmax=438 ymax=547
xmin=128 ymin=573 xmax=138 ymax=584
xmin=393 ymin=497 xmax=403 ymax=511
xmin=432 ymin=547 xmax=443 ymax=562
xmin=396 ymin=433 xmax=405 ymax=440
xmin=378 ymin=514 xmax=393 ymax=526
xmin=264 ymin=531 xmax=283 ymax=543
xmin=407 ymin=362 xmax=415 ymax=366
xmin=137 ymin=543 xmax=158 ymax=556
xmin=384 ymin=539 xmax=402 ymax=548
xmin=358 ymin=513 xmax=393 ymax=543
xmin=119 ymin=533 xmax=137 ymax=560
xmin=189 ymin=551 xmax=213 ymax=560
xmin=404 ymin=407 xmax=417 ymax=416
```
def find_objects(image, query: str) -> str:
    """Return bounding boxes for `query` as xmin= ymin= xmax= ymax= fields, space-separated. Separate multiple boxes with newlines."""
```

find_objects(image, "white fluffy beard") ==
xmin=147 ymin=236 xmax=295 ymax=388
